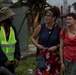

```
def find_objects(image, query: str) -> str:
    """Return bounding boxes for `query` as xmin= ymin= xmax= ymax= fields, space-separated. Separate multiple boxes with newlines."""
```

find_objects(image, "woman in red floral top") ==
xmin=60 ymin=12 xmax=76 ymax=75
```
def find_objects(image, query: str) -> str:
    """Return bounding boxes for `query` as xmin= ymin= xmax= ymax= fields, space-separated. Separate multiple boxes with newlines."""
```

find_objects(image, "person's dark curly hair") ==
xmin=66 ymin=12 xmax=76 ymax=20
xmin=45 ymin=6 xmax=60 ymax=21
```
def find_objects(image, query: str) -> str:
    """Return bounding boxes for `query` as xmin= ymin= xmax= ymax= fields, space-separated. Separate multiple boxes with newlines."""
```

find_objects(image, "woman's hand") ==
xmin=37 ymin=44 xmax=45 ymax=50
xmin=48 ymin=46 xmax=57 ymax=51
xmin=46 ymin=52 xmax=50 ymax=59
xmin=12 ymin=59 xmax=19 ymax=68
xmin=61 ymin=62 xmax=66 ymax=71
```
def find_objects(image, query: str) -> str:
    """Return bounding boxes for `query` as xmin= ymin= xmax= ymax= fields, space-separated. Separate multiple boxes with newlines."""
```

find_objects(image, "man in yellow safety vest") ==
xmin=0 ymin=7 xmax=21 ymax=74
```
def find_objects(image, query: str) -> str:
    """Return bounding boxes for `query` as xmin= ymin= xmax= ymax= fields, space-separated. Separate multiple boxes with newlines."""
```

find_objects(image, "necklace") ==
xmin=68 ymin=29 xmax=76 ymax=34
xmin=70 ymin=31 xmax=75 ymax=34
xmin=49 ymin=31 xmax=51 ymax=34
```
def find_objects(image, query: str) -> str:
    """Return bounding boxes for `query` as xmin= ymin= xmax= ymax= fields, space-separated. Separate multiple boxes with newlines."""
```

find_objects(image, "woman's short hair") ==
xmin=66 ymin=12 xmax=76 ymax=20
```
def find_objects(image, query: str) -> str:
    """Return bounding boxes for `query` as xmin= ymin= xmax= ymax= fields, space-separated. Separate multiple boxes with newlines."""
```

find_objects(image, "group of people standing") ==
xmin=31 ymin=6 xmax=76 ymax=75
xmin=0 ymin=5 xmax=76 ymax=75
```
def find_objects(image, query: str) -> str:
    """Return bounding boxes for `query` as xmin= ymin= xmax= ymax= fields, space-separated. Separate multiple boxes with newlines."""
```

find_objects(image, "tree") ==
xmin=10 ymin=0 xmax=52 ymax=30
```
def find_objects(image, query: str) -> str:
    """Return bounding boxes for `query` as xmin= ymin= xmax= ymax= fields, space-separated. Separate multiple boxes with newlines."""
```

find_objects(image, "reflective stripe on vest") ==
xmin=0 ymin=44 xmax=15 ymax=47
xmin=6 ymin=52 xmax=14 ymax=56
xmin=0 ymin=26 xmax=16 ymax=61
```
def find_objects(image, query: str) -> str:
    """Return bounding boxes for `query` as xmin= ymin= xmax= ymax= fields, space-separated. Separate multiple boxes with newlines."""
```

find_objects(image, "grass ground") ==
xmin=15 ymin=32 xmax=36 ymax=75
xmin=16 ymin=55 xmax=36 ymax=75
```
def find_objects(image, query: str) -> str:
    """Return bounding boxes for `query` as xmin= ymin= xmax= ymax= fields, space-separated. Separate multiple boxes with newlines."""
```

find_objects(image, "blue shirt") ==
xmin=39 ymin=25 xmax=61 ymax=48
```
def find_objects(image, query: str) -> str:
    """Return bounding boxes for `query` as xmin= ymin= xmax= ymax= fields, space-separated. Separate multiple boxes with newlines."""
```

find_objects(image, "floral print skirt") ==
xmin=35 ymin=50 xmax=61 ymax=75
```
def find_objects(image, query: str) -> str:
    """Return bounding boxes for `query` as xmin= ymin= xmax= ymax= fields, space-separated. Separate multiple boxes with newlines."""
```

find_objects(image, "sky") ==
xmin=47 ymin=0 xmax=76 ymax=7
xmin=46 ymin=0 xmax=76 ymax=13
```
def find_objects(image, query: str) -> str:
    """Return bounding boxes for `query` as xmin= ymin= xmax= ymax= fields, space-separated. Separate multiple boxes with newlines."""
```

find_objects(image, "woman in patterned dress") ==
xmin=31 ymin=6 xmax=61 ymax=75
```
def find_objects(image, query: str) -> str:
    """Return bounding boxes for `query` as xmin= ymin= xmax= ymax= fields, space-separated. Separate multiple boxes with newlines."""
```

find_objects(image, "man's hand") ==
xmin=12 ymin=59 xmax=19 ymax=68
xmin=4 ymin=60 xmax=12 ymax=67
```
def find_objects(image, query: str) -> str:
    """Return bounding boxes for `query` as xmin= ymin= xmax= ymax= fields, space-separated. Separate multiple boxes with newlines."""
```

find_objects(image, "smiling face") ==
xmin=45 ymin=10 xmax=55 ymax=24
xmin=66 ymin=13 xmax=76 ymax=27
xmin=66 ymin=16 xmax=76 ymax=27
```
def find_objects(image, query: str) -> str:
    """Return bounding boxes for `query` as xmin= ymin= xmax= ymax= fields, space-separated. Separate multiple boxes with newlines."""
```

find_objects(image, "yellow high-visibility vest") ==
xmin=0 ymin=26 xmax=16 ymax=61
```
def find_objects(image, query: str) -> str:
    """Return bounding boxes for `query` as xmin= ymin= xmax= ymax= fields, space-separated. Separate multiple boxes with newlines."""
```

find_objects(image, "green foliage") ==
xmin=0 ymin=0 xmax=3 ymax=3
xmin=27 ymin=32 xmax=33 ymax=45
xmin=0 ymin=0 xmax=3 ymax=8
